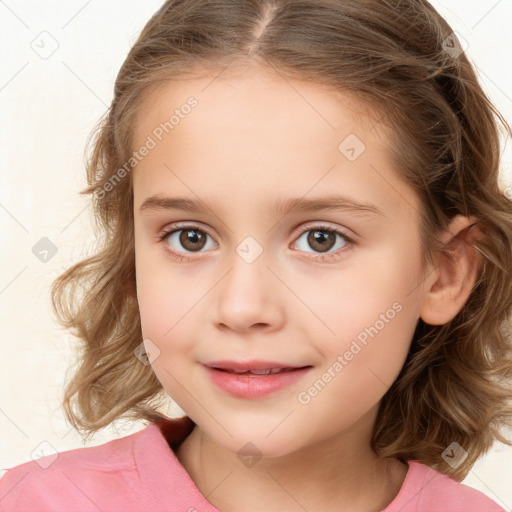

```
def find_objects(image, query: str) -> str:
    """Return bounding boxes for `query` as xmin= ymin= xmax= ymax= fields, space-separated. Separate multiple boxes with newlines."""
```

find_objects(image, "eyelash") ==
xmin=157 ymin=223 xmax=355 ymax=263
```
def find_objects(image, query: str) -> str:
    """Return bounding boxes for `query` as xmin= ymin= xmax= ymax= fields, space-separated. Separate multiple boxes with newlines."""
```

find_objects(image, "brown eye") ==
xmin=292 ymin=225 xmax=353 ymax=262
xmin=306 ymin=229 xmax=337 ymax=253
xmin=161 ymin=225 xmax=216 ymax=254
xmin=179 ymin=229 xmax=207 ymax=251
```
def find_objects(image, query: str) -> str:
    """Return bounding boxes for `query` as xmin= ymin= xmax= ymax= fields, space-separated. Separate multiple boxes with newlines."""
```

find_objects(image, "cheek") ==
xmin=134 ymin=241 xmax=194 ymax=346
xmin=135 ymin=260 xmax=198 ymax=404
xmin=296 ymin=247 xmax=422 ymax=352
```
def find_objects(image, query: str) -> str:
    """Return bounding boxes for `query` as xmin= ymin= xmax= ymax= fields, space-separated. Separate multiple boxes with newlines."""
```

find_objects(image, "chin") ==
xmin=199 ymin=417 xmax=303 ymax=460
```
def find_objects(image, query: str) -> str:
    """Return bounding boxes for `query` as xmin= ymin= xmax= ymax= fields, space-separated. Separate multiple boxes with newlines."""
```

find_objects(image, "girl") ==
xmin=2 ymin=0 xmax=512 ymax=510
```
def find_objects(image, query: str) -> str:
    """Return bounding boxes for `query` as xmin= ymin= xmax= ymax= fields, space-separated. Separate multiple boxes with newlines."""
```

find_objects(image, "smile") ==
xmin=216 ymin=367 xmax=298 ymax=375
xmin=203 ymin=361 xmax=313 ymax=398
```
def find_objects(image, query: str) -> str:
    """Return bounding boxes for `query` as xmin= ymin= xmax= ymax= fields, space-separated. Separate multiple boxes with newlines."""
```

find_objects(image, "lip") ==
xmin=204 ymin=360 xmax=307 ymax=372
xmin=203 ymin=360 xmax=313 ymax=399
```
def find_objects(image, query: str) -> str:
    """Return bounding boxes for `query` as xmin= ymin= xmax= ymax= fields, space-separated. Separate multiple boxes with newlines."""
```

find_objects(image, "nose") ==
xmin=210 ymin=248 xmax=285 ymax=333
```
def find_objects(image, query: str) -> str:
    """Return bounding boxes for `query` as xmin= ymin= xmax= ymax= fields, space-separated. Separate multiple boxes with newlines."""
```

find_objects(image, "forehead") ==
xmin=133 ymin=61 xmax=384 ymax=146
xmin=130 ymin=63 xmax=420 ymax=222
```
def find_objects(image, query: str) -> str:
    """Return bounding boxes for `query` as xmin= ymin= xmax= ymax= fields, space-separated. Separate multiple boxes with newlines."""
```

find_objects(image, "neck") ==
xmin=175 ymin=409 xmax=408 ymax=512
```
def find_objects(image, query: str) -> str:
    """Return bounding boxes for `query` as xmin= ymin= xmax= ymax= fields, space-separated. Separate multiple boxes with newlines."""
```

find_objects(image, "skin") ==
xmin=131 ymin=60 xmax=481 ymax=512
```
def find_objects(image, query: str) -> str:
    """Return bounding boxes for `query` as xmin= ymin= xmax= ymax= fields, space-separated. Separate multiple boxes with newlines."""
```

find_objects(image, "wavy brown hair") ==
xmin=51 ymin=0 xmax=512 ymax=480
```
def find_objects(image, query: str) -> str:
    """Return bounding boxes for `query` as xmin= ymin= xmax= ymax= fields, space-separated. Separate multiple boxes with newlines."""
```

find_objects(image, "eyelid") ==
xmin=157 ymin=221 xmax=217 ymax=243
xmin=158 ymin=220 xmax=355 ymax=261
xmin=158 ymin=221 xmax=354 ymax=243
xmin=290 ymin=221 xmax=355 ymax=241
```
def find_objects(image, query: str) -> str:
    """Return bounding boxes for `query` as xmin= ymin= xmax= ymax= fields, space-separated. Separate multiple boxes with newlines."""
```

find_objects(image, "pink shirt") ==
xmin=0 ymin=416 xmax=505 ymax=511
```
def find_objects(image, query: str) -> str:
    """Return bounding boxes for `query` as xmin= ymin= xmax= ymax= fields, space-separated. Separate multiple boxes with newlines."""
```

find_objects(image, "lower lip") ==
xmin=204 ymin=366 xmax=312 ymax=398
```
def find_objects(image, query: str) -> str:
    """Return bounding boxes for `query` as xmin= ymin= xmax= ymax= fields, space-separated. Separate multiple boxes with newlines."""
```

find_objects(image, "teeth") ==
xmin=235 ymin=368 xmax=286 ymax=375
xmin=249 ymin=369 xmax=273 ymax=375
xmin=224 ymin=368 xmax=290 ymax=375
xmin=215 ymin=366 xmax=304 ymax=375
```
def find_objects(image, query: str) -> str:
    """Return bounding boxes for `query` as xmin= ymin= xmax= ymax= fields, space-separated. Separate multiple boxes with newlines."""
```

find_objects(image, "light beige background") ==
xmin=1 ymin=0 xmax=511 ymax=508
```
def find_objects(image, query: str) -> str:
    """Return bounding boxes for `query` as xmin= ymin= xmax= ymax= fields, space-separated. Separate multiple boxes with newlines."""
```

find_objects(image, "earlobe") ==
xmin=420 ymin=215 xmax=483 ymax=326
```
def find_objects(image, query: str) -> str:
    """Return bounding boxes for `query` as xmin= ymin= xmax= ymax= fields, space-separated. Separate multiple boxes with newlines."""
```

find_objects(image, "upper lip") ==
xmin=204 ymin=360 xmax=310 ymax=372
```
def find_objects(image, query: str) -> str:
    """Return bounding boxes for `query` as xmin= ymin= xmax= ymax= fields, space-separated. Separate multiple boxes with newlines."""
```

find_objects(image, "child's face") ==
xmin=132 ymin=63 xmax=429 ymax=457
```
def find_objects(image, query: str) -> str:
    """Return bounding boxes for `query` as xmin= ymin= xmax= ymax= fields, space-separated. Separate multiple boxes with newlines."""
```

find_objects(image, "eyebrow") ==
xmin=139 ymin=194 xmax=385 ymax=218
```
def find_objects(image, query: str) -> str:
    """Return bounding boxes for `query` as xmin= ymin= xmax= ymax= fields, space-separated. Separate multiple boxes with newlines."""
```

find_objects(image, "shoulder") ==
xmin=384 ymin=460 xmax=505 ymax=512
xmin=0 ymin=423 xmax=157 ymax=512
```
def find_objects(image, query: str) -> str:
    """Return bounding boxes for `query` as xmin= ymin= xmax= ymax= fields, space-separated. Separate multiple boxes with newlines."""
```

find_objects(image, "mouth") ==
xmin=203 ymin=361 xmax=313 ymax=398
xmin=213 ymin=368 xmax=300 ymax=377
xmin=204 ymin=360 xmax=311 ymax=374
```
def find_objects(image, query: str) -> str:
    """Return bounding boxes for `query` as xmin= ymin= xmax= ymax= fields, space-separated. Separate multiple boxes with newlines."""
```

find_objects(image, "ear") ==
xmin=420 ymin=215 xmax=484 ymax=326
